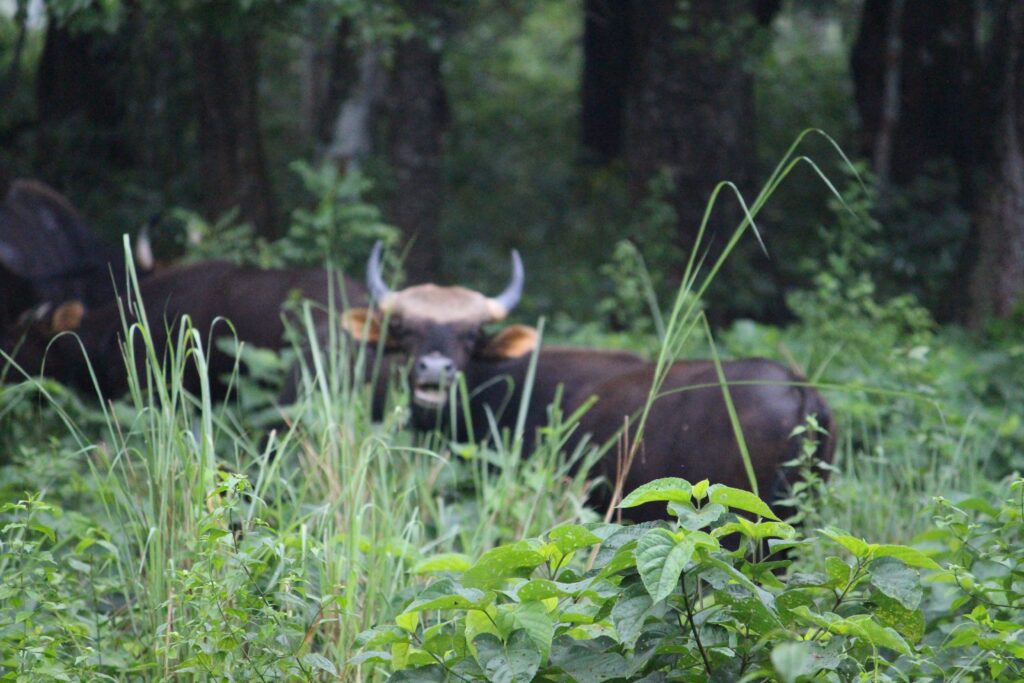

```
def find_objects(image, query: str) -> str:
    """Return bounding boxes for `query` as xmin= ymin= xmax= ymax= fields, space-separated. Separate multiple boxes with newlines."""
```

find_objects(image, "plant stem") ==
xmin=680 ymin=570 xmax=712 ymax=675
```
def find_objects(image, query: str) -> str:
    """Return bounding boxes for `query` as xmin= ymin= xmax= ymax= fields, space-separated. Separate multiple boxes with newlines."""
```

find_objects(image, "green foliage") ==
xmin=175 ymin=161 xmax=399 ymax=271
xmin=364 ymin=477 xmax=1024 ymax=682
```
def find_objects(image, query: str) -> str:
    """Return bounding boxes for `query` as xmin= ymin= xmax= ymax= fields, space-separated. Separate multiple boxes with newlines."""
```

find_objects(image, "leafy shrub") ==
xmin=356 ymin=477 xmax=1012 ymax=682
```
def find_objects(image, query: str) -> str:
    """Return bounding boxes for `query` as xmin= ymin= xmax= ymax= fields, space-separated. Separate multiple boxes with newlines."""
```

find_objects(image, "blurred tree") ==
xmin=35 ymin=13 xmax=134 ymax=178
xmin=967 ymin=0 xmax=1024 ymax=326
xmin=386 ymin=1 xmax=448 ymax=280
xmin=191 ymin=15 xmax=277 ymax=238
xmin=580 ymin=0 xmax=631 ymax=163
xmin=617 ymin=0 xmax=777 ymax=255
xmin=850 ymin=0 xmax=976 ymax=193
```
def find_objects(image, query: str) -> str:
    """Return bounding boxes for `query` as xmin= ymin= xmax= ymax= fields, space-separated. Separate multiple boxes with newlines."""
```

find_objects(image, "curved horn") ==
xmin=366 ymin=240 xmax=392 ymax=301
xmin=135 ymin=222 xmax=154 ymax=271
xmin=488 ymin=250 xmax=524 ymax=319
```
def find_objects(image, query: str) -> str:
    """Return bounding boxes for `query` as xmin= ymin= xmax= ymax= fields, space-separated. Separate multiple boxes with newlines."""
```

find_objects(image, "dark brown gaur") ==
xmin=1 ymin=259 xmax=367 ymax=399
xmin=460 ymin=352 xmax=835 ymax=521
xmin=0 ymin=179 xmax=128 ymax=331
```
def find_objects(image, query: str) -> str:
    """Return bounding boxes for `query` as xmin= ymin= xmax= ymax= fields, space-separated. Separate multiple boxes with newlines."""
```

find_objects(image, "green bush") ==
xmin=356 ymin=476 xmax=1024 ymax=682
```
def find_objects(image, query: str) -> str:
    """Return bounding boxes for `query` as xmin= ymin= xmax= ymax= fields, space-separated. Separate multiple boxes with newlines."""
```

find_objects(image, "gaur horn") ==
xmin=488 ymin=250 xmax=524 ymax=319
xmin=366 ymin=241 xmax=392 ymax=302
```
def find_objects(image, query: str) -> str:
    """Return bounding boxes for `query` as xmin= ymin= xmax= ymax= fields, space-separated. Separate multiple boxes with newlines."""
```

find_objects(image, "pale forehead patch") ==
xmin=382 ymin=284 xmax=505 ymax=323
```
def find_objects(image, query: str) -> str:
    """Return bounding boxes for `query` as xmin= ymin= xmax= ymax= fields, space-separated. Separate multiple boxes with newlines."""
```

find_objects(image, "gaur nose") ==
xmin=415 ymin=352 xmax=455 ymax=384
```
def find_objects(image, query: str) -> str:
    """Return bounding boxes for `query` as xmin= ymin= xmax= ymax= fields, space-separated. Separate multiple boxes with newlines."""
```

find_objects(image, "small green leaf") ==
xmin=635 ymin=529 xmax=695 ymax=603
xmin=771 ymin=642 xmax=813 ymax=683
xmin=871 ymin=592 xmax=925 ymax=643
xmin=396 ymin=610 xmax=419 ymax=633
xmin=869 ymin=557 xmax=922 ymax=610
xmin=402 ymin=579 xmax=489 ymax=614
xmin=611 ymin=583 xmax=657 ymax=649
xmin=819 ymin=527 xmax=871 ymax=558
xmin=825 ymin=556 xmax=851 ymax=588
xmin=708 ymin=484 xmax=779 ymax=520
xmin=474 ymin=630 xmax=541 ymax=683
xmin=691 ymin=479 xmax=710 ymax=501
xmin=675 ymin=502 xmax=726 ymax=531
xmin=871 ymin=544 xmax=941 ymax=570
xmin=515 ymin=579 xmax=570 ymax=602
xmin=412 ymin=553 xmax=472 ymax=574
xmin=547 ymin=524 xmax=601 ymax=555
xmin=463 ymin=543 xmax=546 ymax=589
xmin=301 ymin=652 xmax=337 ymax=675
xmin=619 ymin=478 xmax=692 ymax=508
xmin=504 ymin=602 xmax=554 ymax=660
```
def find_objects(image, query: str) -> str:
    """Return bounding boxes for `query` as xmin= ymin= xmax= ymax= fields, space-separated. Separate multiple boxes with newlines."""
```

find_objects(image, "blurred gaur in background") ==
xmin=1 ymin=259 xmax=366 ymax=399
xmin=0 ymin=179 xmax=157 ymax=333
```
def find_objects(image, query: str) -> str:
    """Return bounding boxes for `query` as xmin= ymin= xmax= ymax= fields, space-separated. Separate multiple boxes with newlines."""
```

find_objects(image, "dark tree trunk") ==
xmin=624 ymin=0 xmax=773 ymax=254
xmin=580 ymin=0 xmax=633 ymax=163
xmin=35 ymin=18 xmax=133 ymax=174
xmin=851 ymin=0 xmax=976 ymax=192
xmin=192 ymin=28 xmax=277 ymax=238
xmin=967 ymin=1 xmax=1024 ymax=326
xmin=387 ymin=28 xmax=447 ymax=281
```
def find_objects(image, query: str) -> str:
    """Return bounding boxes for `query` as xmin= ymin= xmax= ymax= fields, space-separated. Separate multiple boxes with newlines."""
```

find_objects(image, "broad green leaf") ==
xmin=412 ymin=553 xmax=472 ymax=574
xmin=618 ymin=478 xmax=692 ymax=508
xmin=871 ymin=592 xmax=925 ymax=643
xmin=611 ymin=583 xmax=657 ymax=649
xmin=503 ymin=602 xmax=554 ymax=660
xmin=791 ymin=607 xmax=911 ymax=655
xmin=395 ymin=610 xmax=419 ymax=633
xmin=402 ymin=579 xmax=489 ymax=614
xmin=869 ymin=557 xmax=922 ymax=609
xmin=355 ymin=625 xmax=408 ymax=649
xmin=871 ymin=544 xmax=941 ymax=570
xmin=348 ymin=650 xmax=390 ymax=666
xmin=473 ymin=631 xmax=541 ymax=683
xmin=819 ymin=527 xmax=871 ymax=558
xmin=771 ymin=642 xmax=813 ymax=683
xmin=463 ymin=543 xmax=546 ymax=589
xmin=547 ymin=524 xmax=601 ymax=555
xmin=302 ymin=652 xmax=337 ymax=675
xmin=514 ymin=579 xmax=570 ymax=602
xmin=844 ymin=614 xmax=912 ymax=654
xmin=674 ymin=502 xmax=726 ymax=531
xmin=389 ymin=664 xmax=447 ymax=682
xmin=825 ymin=556 xmax=851 ymax=588
xmin=708 ymin=484 xmax=779 ymax=520
xmin=635 ymin=529 xmax=695 ymax=603
xmin=713 ymin=519 xmax=795 ymax=540
xmin=466 ymin=606 xmax=501 ymax=650
xmin=549 ymin=641 xmax=630 ymax=682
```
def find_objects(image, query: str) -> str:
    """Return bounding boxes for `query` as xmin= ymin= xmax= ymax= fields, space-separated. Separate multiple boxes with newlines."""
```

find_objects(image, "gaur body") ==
xmin=2 ymin=259 xmax=366 ymax=398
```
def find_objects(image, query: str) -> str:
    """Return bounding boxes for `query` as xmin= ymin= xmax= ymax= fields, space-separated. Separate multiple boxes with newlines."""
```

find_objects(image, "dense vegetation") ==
xmin=1 ymin=0 xmax=1023 ymax=680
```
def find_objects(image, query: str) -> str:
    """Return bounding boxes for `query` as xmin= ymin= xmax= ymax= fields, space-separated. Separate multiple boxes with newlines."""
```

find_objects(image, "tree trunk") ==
xmin=580 ymin=0 xmax=633 ymax=163
xmin=35 ymin=17 xmax=132 ymax=174
xmin=387 ymin=29 xmax=447 ymax=281
xmin=851 ymin=0 xmax=976 ymax=191
xmin=192 ymin=28 xmax=277 ymax=238
xmin=967 ymin=1 xmax=1024 ymax=326
xmin=624 ymin=0 xmax=772 ymax=254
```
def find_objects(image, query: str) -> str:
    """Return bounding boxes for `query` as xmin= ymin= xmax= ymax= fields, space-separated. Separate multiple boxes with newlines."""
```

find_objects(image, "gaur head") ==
xmin=342 ymin=241 xmax=538 ymax=415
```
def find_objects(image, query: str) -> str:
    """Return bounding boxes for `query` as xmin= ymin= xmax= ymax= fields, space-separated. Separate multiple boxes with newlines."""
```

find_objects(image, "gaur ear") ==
xmin=477 ymin=324 xmax=538 ymax=359
xmin=50 ymin=300 xmax=85 ymax=334
xmin=341 ymin=308 xmax=384 ymax=344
